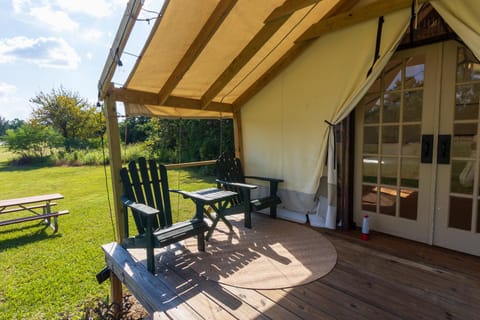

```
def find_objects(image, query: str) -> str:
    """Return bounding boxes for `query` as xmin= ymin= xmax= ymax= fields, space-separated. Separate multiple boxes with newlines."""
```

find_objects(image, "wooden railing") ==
xmin=163 ymin=160 xmax=216 ymax=170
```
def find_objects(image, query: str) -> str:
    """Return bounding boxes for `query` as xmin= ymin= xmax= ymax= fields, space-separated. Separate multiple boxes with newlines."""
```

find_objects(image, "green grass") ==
xmin=0 ymin=147 xmax=14 ymax=169
xmin=0 ymin=153 xmax=214 ymax=319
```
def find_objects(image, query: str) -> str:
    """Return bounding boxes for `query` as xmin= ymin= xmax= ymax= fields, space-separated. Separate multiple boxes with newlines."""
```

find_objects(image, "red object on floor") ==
xmin=361 ymin=215 xmax=370 ymax=241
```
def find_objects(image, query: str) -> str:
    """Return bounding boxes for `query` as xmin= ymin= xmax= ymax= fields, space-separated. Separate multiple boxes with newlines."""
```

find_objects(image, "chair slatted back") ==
xmin=120 ymin=157 xmax=173 ymax=235
xmin=216 ymin=153 xmax=245 ymax=204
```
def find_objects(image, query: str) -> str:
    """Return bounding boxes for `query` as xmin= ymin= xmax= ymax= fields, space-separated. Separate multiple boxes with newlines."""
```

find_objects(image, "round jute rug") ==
xmin=160 ymin=213 xmax=337 ymax=289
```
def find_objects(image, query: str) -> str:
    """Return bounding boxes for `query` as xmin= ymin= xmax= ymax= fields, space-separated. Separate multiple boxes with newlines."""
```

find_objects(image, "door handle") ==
xmin=421 ymin=134 xmax=433 ymax=163
xmin=437 ymin=134 xmax=451 ymax=164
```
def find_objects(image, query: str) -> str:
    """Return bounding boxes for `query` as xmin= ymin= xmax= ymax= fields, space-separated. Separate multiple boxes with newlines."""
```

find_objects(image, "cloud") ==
xmin=29 ymin=6 xmax=78 ymax=32
xmin=0 ymin=82 xmax=17 ymax=96
xmin=10 ymin=0 xmax=128 ymax=35
xmin=55 ymin=0 xmax=127 ymax=18
xmin=0 ymin=36 xmax=80 ymax=69
xmin=80 ymin=28 xmax=103 ymax=42
xmin=12 ymin=0 xmax=31 ymax=13
xmin=12 ymin=0 xmax=128 ymax=19
xmin=0 ymin=83 xmax=27 ymax=120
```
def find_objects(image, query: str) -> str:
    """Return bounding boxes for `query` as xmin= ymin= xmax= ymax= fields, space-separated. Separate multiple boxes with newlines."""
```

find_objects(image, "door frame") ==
xmin=432 ymin=41 xmax=480 ymax=255
xmin=353 ymin=42 xmax=444 ymax=245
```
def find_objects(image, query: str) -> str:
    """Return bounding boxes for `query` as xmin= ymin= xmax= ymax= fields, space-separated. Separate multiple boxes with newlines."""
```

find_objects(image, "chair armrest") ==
xmin=215 ymin=179 xmax=257 ymax=190
xmin=243 ymin=176 xmax=282 ymax=199
xmin=244 ymin=176 xmax=284 ymax=183
xmin=121 ymin=197 xmax=160 ymax=216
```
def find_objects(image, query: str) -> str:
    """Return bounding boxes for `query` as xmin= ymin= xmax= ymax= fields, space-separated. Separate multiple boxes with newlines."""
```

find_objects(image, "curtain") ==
xmin=308 ymin=11 xmax=413 ymax=228
xmin=431 ymin=0 xmax=480 ymax=60
xmin=309 ymin=126 xmax=337 ymax=228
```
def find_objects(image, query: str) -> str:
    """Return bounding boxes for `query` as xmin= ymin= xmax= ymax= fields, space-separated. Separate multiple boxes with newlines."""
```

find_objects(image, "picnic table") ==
xmin=0 ymin=193 xmax=69 ymax=233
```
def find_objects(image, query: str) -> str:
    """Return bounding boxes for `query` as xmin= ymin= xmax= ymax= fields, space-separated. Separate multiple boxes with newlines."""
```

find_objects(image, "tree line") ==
xmin=1 ymin=87 xmax=233 ymax=165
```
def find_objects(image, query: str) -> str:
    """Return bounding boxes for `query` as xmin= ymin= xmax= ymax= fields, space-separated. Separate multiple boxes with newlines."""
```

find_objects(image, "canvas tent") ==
xmin=100 ymin=0 xmax=480 ymax=230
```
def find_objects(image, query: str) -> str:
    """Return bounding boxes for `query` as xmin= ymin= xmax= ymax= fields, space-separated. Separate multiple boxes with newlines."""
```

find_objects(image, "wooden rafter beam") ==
xmin=156 ymin=0 xmax=238 ymax=106
xmin=200 ymin=0 xmax=321 ymax=110
xmin=296 ymin=0 xmax=429 ymax=43
xmin=265 ymin=0 xmax=321 ymax=23
xmin=233 ymin=0 xmax=358 ymax=110
xmin=109 ymin=87 xmax=233 ymax=113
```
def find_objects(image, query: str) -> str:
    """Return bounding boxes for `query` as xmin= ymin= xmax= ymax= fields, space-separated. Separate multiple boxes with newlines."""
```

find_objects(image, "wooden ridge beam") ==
xmin=109 ymin=87 xmax=233 ymax=113
xmin=201 ymin=0 xmax=319 ymax=110
xmin=156 ymin=0 xmax=237 ymax=106
xmin=233 ymin=0 xmax=357 ymax=110
xmin=296 ymin=0 xmax=429 ymax=43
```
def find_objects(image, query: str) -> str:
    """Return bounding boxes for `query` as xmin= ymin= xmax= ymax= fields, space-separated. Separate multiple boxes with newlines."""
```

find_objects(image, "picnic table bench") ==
xmin=0 ymin=193 xmax=69 ymax=233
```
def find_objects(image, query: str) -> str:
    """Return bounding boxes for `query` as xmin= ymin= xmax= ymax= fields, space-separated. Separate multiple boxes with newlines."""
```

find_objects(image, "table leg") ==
xmin=43 ymin=201 xmax=59 ymax=232
xmin=205 ymin=216 xmax=219 ymax=241
xmin=203 ymin=206 xmax=215 ymax=221
xmin=52 ymin=216 xmax=59 ymax=233
xmin=206 ymin=201 xmax=233 ymax=241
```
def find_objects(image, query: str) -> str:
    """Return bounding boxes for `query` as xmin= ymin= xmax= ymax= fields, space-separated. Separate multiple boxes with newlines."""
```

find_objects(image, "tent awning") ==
xmin=99 ymin=0 xmax=428 ymax=118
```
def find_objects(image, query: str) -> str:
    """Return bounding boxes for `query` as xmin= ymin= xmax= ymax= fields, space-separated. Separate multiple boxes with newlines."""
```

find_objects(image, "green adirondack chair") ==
xmin=215 ymin=153 xmax=283 ymax=228
xmin=119 ymin=157 xmax=208 ymax=273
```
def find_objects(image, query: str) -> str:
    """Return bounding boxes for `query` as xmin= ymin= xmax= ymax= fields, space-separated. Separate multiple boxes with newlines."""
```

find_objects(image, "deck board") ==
xmin=115 ymin=227 xmax=480 ymax=320
xmin=331 ymin=237 xmax=480 ymax=308
xmin=258 ymin=288 xmax=336 ymax=320
xmin=159 ymin=250 xmax=270 ymax=320
xmin=156 ymin=264 xmax=236 ymax=320
xmin=305 ymin=281 xmax=402 ymax=320
xmin=223 ymin=286 xmax=303 ymax=320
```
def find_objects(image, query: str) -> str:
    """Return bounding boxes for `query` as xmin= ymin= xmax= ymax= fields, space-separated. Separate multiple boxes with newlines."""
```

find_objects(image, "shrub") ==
xmin=3 ymin=123 xmax=63 ymax=160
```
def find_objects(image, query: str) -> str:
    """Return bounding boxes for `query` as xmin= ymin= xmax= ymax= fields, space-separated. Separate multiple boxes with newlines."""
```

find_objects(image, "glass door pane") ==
xmin=447 ymin=47 xmax=480 ymax=232
xmin=360 ymin=55 xmax=424 ymax=220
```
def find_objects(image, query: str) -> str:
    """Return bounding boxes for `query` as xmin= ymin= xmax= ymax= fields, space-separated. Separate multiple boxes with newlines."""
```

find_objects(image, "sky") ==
xmin=0 ymin=0 xmax=161 ymax=121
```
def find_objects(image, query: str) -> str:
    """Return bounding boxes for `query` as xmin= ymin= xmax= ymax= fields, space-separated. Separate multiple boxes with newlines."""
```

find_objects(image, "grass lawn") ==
xmin=0 ymin=151 xmax=214 ymax=319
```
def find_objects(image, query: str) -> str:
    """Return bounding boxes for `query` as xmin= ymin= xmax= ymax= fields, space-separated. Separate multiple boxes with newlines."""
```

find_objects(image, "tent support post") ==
xmin=233 ymin=110 xmax=244 ymax=163
xmin=104 ymin=89 xmax=125 ymax=311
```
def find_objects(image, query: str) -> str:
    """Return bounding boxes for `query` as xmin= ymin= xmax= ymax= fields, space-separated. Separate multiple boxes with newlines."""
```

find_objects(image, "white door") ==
xmin=355 ymin=41 xmax=480 ymax=256
xmin=433 ymin=41 xmax=480 ymax=255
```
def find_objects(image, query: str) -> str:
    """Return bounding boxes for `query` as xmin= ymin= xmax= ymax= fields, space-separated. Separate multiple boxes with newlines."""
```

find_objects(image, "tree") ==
xmin=0 ymin=117 xmax=24 ymax=136
xmin=3 ymin=123 xmax=63 ymax=159
xmin=143 ymin=118 xmax=234 ymax=163
xmin=118 ymin=116 xmax=151 ymax=144
xmin=30 ymin=87 xmax=104 ymax=151
xmin=144 ymin=118 xmax=179 ymax=162
xmin=0 ymin=116 xmax=8 ymax=136
xmin=181 ymin=119 xmax=233 ymax=161
xmin=8 ymin=118 xmax=25 ymax=130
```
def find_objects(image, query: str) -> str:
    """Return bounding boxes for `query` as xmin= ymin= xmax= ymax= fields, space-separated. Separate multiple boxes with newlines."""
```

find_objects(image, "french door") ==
xmin=355 ymin=41 xmax=480 ymax=256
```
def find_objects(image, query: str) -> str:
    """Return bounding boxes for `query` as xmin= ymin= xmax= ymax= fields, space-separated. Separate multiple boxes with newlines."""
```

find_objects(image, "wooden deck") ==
xmin=104 ymin=227 xmax=480 ymax=320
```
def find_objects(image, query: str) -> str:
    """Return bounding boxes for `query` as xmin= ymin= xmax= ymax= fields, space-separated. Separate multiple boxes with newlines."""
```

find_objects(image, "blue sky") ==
xmin=0 ymin=0 xmax=160 ymax=120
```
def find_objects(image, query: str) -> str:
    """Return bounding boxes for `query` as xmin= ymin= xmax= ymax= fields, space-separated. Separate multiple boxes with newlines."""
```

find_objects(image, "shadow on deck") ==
xmin=102 ymin=222 xmax=480 ymax=320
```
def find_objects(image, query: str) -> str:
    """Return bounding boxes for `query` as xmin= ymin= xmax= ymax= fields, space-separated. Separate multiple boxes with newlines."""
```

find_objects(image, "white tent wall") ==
xmin=241 ymin=8 xmax=412 ymax=223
